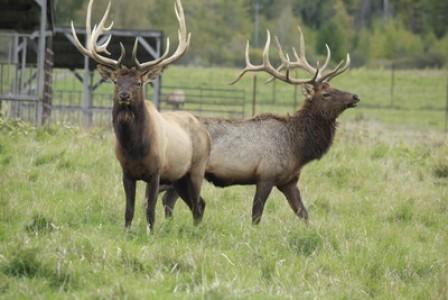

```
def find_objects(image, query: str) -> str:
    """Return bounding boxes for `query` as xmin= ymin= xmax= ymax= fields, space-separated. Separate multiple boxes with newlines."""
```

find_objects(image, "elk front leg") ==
xmin=252 ymin=181 xmax=274 ymax=225
xmin=278 ymin=180 xmax=308 ymax=221
xmin=123 ymin=174 xmax=136 ymax=229
xmin=145 ymin=173 xmax=160 ymax=232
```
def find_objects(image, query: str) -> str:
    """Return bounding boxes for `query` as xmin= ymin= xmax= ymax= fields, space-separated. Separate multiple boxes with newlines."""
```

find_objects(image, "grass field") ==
xmin=0 ymin=114 xmax=447 ymax=299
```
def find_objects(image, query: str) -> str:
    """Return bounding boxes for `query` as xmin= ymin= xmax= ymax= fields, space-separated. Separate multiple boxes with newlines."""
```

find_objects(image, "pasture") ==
xmin=0 ymin=66 xmax=448 ymax=299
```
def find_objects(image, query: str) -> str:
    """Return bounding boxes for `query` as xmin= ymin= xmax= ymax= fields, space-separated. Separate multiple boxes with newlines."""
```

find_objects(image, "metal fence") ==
xmin=0 ymin=68 xmax=246 ymax=126
xmin=1 ymin=64 xmax=447 ymax=132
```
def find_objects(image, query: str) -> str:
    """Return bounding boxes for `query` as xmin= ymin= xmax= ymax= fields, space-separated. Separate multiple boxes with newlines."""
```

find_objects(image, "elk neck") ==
xmin=290 ymin=101 xmax=337 ymax=166
xmin=112 ymin=94 xmax=152 ymax=159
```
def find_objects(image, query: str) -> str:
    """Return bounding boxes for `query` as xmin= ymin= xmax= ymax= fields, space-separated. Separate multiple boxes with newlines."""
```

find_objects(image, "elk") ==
xmin=162 ymin=26 xmax=360 ymax=224
xmin=71 ymin=0 xmax=210 ymax=231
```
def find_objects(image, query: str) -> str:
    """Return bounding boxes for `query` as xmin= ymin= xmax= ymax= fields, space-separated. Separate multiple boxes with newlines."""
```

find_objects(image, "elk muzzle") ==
xmin=347 ymin=94 xmax=360 ymax=108
xmin=118 ymin=91 xmax=131 ymax=106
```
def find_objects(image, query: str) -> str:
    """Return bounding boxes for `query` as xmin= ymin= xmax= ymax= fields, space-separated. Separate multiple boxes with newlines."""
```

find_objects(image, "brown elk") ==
xmin=162 ymin=26 xmax=360 ymax=224
xmin=71 ymin=0 xmax=210 ymax=231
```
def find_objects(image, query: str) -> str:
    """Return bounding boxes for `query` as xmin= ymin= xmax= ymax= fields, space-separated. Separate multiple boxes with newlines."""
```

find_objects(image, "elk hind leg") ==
xmin=174 ymin=174 xmax=205 ymax=225
xmin=278 ymin=180 xmax=309 ymax=221
xmin=162 ymin=186 xmax=179 ymax=218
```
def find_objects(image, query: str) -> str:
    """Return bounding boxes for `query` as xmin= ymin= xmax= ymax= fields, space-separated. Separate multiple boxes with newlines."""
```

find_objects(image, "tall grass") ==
xmin=0 ymin=118 xmax=447 ymax=299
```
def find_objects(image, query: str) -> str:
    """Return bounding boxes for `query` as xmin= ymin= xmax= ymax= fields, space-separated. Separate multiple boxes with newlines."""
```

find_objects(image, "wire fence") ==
xmin=0 ymin=65 xmax=447 ymax=132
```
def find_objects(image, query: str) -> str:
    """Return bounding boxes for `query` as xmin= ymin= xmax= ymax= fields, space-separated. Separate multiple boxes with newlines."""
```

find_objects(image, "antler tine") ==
xmin=135 ymin=0 xmax=191 ymax=71
xmin=320 ymin=44 xmax=332 ymax=73
xmin=230 ymin=40 xmax=262 ymax=85
xmin=293 ymin=25 xmax=318 ymax=74
xmin=283 ymin=25 xmax=350 ymax=83
xmin=133 ymin=37 xmax=171 ymax=69
xmin=319 ymin=53 xmax=351 ymax=83
xmin=71 ymin=0 xmax=124 ymax=68
xmin=265 ymin=35 xmax=290 ymax=83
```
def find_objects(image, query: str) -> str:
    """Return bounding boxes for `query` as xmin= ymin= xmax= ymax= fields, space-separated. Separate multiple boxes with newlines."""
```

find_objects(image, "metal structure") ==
xmin=0 ymin=0 xmax=164 ymax=126
xmin=0 ymin=0 xmax=53 ymax=125
xmin=160 ymin=85 xmax=245 ymax=119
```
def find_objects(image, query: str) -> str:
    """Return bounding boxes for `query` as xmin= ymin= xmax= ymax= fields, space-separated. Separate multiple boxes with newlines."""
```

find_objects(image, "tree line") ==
xmin=55 ymin=0 xmax=448 ymax=68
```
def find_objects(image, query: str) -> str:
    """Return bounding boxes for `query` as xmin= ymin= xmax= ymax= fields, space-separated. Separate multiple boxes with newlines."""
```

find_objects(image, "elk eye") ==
xmin=323 ymin=93 xmax=331 ymax=98
xmin=136 ymin=82 xmax=142 ymax=87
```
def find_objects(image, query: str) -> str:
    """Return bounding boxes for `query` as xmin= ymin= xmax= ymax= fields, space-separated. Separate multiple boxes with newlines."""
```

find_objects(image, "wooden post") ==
xmin=445 ymin=71 xmax=448 ymax=133
xmin=390 ymin=62 xmax=395 ymax=108
xmin=42 ymin=47 xmax=54 ymax=124
xmin=252 ymin=75 xmax=257 ymax=116
xmin=272 ymin=79 xmax=276 ymax=103
xmin=36 ymin=0 xmax=47 ymax=126
xmin=293 ymin=85 xmax=298 ymax=110
xmin=82 ymin=56 xmax=93 ymax=127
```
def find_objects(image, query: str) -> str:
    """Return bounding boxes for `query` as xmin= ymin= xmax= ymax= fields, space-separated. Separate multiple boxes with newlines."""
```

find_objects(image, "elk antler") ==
xmin=232 ymin=25 xmax=350 ymax=85
xmin=231 ymin=30 xmax=318 ymax=85
xmin=71 ymin=0 xmax=125 ymax=68
xmin=132 ymin=0 xmax=191 ymax=73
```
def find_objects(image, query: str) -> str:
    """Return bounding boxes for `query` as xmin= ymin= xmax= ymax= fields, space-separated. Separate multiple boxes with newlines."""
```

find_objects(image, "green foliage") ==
xmin=55 ymin=0 xmax=448 ymax=67
xmin=369 ymin=20 xmax=424 ymax=61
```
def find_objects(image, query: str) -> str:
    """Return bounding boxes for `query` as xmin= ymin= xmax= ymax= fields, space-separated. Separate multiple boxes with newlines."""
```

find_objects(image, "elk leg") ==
xmin=162 ymin=186 xmax=179 ymax=218
xmin=252 ymin=181 xmax=274 ymax=225
xmin=173 ymin=177 xmax=194 ymax=211
xmin=162 ymin=188 xmax=207 ymax=219
xmin=145 ymin=173 xmax=160 ymax=231
xmin=187 ymin=172 xmax=206 ymax=224
xmin=123 ymin=174 xmax=136 ymax=229
xmin=278 ymin=181 xmax=309 ymax=221
xmin=174 ymin=175 xmax=205 ymax=225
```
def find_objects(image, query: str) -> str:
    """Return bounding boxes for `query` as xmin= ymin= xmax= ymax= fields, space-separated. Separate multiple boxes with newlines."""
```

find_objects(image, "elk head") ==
xmin=71 ymin=0 xmax=191 ymax=108
xmin=232 ymin=26 xmax=360 ymax=120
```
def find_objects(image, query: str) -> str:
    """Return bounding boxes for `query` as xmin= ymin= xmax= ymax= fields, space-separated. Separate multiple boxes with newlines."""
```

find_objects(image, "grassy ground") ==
xmin=0 ymin=117 xmax=447 ymax=299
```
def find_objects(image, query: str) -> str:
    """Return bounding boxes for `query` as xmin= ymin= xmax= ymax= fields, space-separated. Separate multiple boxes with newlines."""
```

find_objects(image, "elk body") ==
xmin=163 ymin=27 xmax=360 ymax=224
xmin=71 ymin=0 xmax=210 ymax=230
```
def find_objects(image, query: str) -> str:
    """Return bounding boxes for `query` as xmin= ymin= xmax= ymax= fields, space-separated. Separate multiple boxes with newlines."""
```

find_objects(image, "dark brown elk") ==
xmin=71 ymin=0 xmax=210 ymax=231
xmin=162 ymin=26 xmax=360 ymax=224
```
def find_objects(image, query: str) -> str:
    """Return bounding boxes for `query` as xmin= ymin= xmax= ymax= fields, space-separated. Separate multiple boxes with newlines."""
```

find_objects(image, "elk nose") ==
xmin=119 ymin=92 xmax=130 ymax=101
xmin=353 ymin=94 xmax=360 ymax=102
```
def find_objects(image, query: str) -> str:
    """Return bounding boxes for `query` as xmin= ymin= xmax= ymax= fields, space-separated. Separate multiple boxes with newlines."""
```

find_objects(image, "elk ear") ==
xmin=141 ymin=66 xmax=164 ymax=83
xmin=302 ymin=84 xmax=314 ymax=99
xmin=97 ymin=65 xmax=116 ymax=81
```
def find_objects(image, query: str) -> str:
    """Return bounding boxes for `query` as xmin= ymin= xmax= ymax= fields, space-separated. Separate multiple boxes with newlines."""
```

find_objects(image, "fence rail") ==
xmin=0 ymin=67 xmax=447 ymax=132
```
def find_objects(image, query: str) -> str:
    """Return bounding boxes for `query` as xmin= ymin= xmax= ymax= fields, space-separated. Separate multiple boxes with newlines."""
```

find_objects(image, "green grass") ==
xmin=0 ymin=117 xmax=447 ymax=299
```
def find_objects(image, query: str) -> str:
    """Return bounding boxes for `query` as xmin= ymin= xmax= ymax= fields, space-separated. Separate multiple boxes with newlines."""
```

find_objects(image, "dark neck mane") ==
xmin=112 ymin=99 xmax=151 ymax=159
xmin=290 ymin=102 xmax=337 ymax=166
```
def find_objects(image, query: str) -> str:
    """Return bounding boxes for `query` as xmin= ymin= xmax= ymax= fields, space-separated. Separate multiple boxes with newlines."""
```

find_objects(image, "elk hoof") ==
xmin=299 ymin=209 xmax=309 ymax=221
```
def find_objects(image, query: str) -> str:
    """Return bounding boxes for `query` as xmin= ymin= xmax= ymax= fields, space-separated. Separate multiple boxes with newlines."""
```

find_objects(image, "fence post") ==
xmin=445 ymin=71 xmax=448 ymax=133
xmin=252 ymin=75 xmax=257 ymax=116
xmin=36 ymin=0 xmax=47 ymax=126
xmin=390 ymin=61 xmax=395 ymax=108
xmin=272 ymin=79 xmax=276 ymax=104
xmin=293 ymin=85 xmax=298 ymax=110
xmin=81 ymin=56 xmax=93 ymax=127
